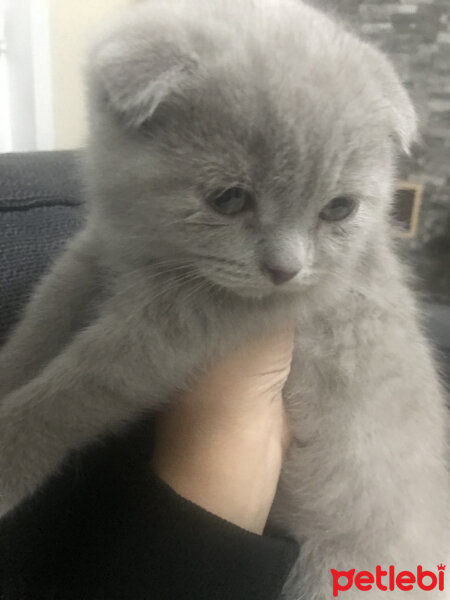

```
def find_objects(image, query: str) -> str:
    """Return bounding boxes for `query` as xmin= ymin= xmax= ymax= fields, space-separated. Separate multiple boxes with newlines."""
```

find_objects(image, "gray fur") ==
xmin=0 ymin=1 xmax=448 ymax=598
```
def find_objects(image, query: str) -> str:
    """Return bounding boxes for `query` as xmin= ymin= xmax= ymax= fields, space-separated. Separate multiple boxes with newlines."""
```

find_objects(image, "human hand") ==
xmin=151 ymin=329 xmax=294 ymax=534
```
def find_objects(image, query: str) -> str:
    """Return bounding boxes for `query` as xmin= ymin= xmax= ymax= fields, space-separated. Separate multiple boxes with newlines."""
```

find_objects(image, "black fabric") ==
xmin=0 ymin=151 xmax=85 ymax=345
xmin=0 ymin=419 xmax=298 ymax=600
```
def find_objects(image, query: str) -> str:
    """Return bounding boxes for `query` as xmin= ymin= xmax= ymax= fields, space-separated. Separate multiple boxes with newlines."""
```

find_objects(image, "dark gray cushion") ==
xmin=0 ymin=151 xmax=85 ymax=344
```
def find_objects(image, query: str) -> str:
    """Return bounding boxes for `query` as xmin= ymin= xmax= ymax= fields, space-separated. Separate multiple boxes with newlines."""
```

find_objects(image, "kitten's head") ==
xmin=86 ymin=0 xmax=417 ymax=298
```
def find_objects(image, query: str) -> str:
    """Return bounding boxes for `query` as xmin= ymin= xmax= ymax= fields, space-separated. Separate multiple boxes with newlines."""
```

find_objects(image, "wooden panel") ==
xmin=392 ymin=181 xmax=423 ymax=238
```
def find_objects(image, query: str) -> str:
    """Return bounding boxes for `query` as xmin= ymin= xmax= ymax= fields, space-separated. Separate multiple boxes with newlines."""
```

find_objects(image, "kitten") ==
xmin=0 ymin=0 xmax=448 ymax=598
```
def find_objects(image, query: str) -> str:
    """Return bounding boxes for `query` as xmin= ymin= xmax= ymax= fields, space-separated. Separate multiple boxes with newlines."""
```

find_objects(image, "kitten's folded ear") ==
xmin=363 ymin=44 xmax=418 ymax=155
xmin=88 ymin=21 xmax=199 ymax=128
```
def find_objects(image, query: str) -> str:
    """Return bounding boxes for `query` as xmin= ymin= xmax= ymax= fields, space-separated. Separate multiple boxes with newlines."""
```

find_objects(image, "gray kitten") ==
xmin=0 ymin=0 xmax=449 ymax=598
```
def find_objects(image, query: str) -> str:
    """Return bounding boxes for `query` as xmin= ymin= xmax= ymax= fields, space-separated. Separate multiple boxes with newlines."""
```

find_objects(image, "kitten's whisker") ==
xmin=146 ymin=265 xmax=196 ymax=280
xmin=119 ymin=259 xmax=192 ymax=281
xmin=144 ymin=272 xmax=206 ymax=305
xmin=195 ymin=254 xmax=248 ymax=269
xmin=184 ymin=221 xmax=231 ymax=228
xmin=120 ymin=268 xmax=199 ymax=302
xmin=180 ymin=284 xmax=206 ymax=306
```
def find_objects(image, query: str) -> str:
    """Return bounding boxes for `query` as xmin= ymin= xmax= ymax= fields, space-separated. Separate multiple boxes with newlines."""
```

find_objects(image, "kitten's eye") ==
xmin=319 ymin=197 xmax=357 ymax=222
xmin=206 ymin=187 xmax=254 ymax=215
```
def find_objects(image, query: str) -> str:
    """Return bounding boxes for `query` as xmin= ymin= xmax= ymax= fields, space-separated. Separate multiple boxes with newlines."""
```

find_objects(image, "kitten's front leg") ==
xmin=0 ymin=303 xmax=206 ymax=518
xmin=0 ymin=230 xmax=102 ymax=397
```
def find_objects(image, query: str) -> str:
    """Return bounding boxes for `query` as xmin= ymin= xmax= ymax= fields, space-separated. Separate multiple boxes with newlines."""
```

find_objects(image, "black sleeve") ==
xmin=0 ymin=418 xmax=299 ymax=600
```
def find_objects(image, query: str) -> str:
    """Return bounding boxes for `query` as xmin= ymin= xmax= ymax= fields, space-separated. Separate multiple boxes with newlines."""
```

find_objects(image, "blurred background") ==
xmin=0 ymin=0 xmax=448 ymax=305
xmin=0 ymin=0 xmax=131 ymax=153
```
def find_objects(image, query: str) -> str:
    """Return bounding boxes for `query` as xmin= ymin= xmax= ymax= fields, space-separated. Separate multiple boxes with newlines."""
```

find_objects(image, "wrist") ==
xmin=152 ymin=399 xmax=286 ymax=534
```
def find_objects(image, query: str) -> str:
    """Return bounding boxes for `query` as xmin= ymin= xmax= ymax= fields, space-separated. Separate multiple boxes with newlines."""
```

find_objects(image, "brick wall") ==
xmin=316 ymin=0 xmax=450 ymax=302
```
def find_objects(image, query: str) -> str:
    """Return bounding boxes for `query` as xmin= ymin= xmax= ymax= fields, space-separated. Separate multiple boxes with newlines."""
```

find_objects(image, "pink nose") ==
xmin=263 ymin=265 xmax=299 ymax=285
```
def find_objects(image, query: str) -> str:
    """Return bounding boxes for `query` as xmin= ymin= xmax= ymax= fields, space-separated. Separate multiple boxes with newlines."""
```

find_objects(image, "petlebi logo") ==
xmin=331 ymin=564 xmax=446 ymax=597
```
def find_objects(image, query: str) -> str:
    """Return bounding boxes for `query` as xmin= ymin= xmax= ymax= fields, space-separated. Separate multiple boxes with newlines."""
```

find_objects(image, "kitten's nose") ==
xmin=263 ymin=264 xmax=300 ymax=285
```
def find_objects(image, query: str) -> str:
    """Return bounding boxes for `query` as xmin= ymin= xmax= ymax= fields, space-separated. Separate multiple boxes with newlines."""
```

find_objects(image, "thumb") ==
xmin=228 ymin=328 xmax=295 ymax=401
xmin=185 ymin=328 xmax=295 ymax=414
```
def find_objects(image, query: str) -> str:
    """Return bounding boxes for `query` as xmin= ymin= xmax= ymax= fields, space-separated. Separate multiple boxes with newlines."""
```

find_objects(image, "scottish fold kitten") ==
xmin=0 ymin=0 xmax=449 ymax=598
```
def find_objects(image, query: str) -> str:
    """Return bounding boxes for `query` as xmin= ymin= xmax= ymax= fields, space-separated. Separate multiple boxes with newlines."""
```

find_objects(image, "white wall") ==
xmin=2 ymin=0 xmax=37 ymax=152
xmin=48 ymin=0 xmax=132 ymax=150
xmin=2 ymin=0 xmax=133 ymax=152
